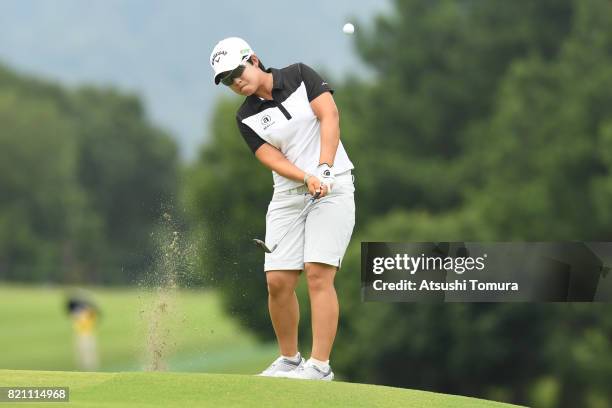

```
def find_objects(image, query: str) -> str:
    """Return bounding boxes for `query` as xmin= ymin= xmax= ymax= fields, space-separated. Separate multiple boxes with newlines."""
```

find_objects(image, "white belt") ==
xmin=276 ymin=170 xmax=354 ymax=196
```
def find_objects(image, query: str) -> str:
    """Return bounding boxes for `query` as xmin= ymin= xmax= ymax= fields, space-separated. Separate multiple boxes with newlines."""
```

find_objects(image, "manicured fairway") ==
xmin=0 ymin=370 xmax=526 ymax=408
xmin=0 ymin=284 xmax=276 ymax=373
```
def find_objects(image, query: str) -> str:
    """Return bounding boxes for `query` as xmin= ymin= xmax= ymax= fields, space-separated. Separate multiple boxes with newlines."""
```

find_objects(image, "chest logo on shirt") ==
xmin=261 ymin=114 xmax=275 ymax=130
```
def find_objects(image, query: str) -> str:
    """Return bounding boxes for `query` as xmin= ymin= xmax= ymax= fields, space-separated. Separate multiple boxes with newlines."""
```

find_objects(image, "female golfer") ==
xmin=210 ymin=37 xmax=355 ymax=381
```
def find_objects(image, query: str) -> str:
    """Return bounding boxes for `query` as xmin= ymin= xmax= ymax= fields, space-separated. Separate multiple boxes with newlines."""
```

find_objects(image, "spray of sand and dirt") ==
xmin=138 ymin=211 xmax=198 ymax=371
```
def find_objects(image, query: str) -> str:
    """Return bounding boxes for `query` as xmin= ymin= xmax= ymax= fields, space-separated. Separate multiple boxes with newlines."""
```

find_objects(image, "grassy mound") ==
xmin=0 ymin=370 xmax=524 ymax=408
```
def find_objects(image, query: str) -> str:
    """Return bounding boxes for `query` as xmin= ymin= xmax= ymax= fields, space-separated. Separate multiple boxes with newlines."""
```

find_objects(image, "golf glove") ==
xmin=316 ymin=163 xmax=335 ymax=192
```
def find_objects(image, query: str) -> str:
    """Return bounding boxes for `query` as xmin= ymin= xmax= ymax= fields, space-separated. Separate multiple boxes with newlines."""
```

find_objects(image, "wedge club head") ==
xmin=252 ymin=238 xmax=274 ymax=253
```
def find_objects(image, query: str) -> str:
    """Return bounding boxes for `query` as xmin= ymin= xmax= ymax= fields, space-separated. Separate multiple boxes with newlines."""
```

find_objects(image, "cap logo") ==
xmin=211 ymin=50 xmax=227 ymax=65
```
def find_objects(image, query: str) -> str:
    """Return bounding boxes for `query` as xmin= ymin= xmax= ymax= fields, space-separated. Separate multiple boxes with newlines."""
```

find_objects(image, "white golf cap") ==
xmin=210 ymin=37 xmax=254 ymax=85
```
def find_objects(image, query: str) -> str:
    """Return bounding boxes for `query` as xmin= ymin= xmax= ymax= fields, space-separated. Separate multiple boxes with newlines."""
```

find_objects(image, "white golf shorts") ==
xmin=264 ymin=171 xmax=355 ymax=272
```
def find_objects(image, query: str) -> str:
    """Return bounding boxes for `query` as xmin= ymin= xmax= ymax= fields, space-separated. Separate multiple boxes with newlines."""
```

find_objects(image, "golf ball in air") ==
xmin=343 ymin=23 xmax=354 ymax=34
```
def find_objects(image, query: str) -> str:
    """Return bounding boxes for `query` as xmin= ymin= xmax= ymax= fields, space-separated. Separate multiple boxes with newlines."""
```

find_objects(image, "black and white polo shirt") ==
xmin=236 ymin=63 xmax=354 ymax=192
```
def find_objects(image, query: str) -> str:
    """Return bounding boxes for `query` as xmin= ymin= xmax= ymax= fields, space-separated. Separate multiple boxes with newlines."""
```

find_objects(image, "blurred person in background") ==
xmin=66 ymin=293 xmax=100 ymax=371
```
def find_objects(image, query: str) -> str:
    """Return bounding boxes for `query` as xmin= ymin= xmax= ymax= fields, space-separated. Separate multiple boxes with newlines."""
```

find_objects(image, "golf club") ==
xmin=253 ymin=191 xmax=321 ymax=253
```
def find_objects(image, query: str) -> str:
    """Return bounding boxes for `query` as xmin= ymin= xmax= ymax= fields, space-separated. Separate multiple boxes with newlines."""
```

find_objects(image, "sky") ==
xmin=0 ymin=0 xmax=389 ymax=160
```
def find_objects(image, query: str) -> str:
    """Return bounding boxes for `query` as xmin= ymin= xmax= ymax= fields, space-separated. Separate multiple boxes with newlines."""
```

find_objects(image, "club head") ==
xmin=252 ymin=238 xmax=272 ymax=253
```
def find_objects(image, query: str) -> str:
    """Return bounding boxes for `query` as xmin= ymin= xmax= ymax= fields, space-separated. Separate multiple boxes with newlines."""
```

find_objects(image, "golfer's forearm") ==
xmin=255 ymin=144 xmax=306 ymax=183
xmin=318 ymin=115 xmax=340 ymax=166
xmin=270 ymin=159 xmax=307 ymax=182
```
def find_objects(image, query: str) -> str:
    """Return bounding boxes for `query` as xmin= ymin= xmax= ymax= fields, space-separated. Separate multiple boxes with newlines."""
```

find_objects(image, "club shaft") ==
xmin=273 ymin=195 xmax=318 ymax=250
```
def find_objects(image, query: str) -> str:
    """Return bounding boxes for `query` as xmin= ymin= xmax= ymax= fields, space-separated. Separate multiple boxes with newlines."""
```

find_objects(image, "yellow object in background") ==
xmin=73 ymin=308 xmax=97 ymax=335
xmin=66 ymin=293 xmax=100 ymax=370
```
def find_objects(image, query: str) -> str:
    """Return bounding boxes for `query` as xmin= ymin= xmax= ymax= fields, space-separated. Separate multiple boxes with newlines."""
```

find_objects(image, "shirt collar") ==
xmin=269 ymin=67 xmax=283 ymax=90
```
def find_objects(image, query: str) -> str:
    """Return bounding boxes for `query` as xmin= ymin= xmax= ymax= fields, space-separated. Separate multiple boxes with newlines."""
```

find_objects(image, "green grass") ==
xmin=0 ymin=284 xmax=276 ymax=374
xmin=0 ymin=370 xmax=525 ymax=408
xmin=0 ymin=285 xmax=527 ymax=407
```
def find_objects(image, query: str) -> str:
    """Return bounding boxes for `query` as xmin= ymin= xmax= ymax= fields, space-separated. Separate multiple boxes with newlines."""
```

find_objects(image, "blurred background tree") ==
xmin=0 ymin=65 xmax=179 ymax=284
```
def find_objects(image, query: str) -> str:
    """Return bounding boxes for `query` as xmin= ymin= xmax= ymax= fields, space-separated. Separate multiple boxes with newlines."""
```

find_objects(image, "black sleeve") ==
xmin=236 ymin=115 xmax=266 ymax=153
xmin=298 ymin=63 xmax=335 ymax=102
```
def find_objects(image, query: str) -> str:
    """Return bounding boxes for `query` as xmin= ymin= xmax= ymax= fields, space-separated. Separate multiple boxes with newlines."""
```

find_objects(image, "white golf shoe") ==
xmin=257 ymin=353 xmax=305 ymax=378
xmin=284 ymin=359 xmax=334 ymax=381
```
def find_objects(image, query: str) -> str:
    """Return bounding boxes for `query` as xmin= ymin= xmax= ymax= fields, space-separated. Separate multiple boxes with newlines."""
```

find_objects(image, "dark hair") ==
xmin=248 ymin=56 xmax=266 ymax=72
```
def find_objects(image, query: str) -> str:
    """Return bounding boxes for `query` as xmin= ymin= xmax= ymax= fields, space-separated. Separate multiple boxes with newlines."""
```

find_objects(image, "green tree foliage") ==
xmin=0 ymin=64 xmax=179 ymax=283
xmin=185 ymin=98 xmax=274 ymax=333
xmin=349 ymin=0 xmax=574 ymax=216
xmin=0 ymin=90 xmax=100 ymax=281
xmin=463 ymin=0 xmax=612 ymax=241
xmin=70 ymin=88 xmax=180 ymax=281
xmin=338 ymin=1 xmax=612 ymax=406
